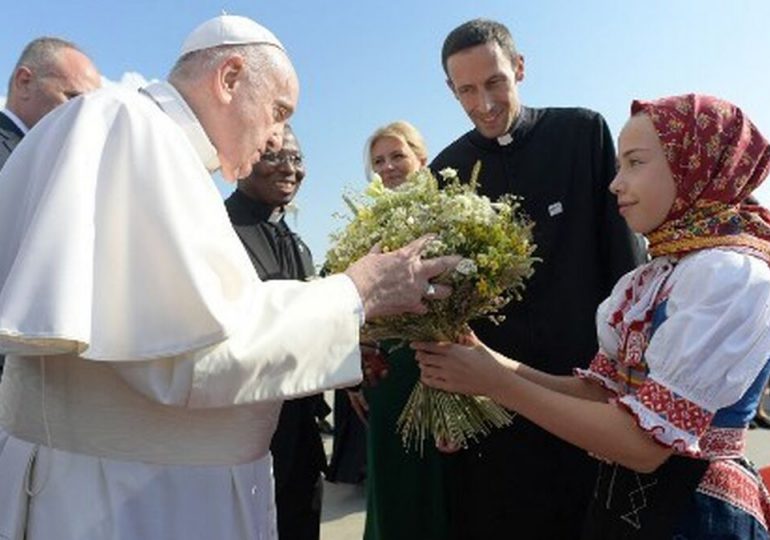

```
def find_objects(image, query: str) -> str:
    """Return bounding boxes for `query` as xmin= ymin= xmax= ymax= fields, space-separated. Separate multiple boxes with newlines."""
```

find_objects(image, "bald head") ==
xmin=6 ymin=37 xmax=101 ymax=129
xmin=169 ymin=43 xmax=300 ymax=181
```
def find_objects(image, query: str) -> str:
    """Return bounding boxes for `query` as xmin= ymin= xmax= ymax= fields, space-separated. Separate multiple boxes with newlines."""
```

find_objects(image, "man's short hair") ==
xmin=7 ymin=37 xmax=82 ymax=96
xmin=441 ymin=18 xmax=518 ymax=76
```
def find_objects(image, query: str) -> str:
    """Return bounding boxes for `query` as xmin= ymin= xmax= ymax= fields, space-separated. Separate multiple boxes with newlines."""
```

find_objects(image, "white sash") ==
xmin=0 ymin=356 xmax=281 ymax=466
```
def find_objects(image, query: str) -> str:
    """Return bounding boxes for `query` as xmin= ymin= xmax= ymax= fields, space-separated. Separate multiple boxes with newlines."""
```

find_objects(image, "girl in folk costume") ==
xmin=414 ymin=94 xmax=770 ymax=539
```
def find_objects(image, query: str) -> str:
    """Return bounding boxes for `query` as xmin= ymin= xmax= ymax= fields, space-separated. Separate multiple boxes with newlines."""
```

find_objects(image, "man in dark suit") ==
xmin=0 ymin=37 xmax=100 ymax=376
xmin=1 ymin=37 xmax=100 ymax=169
xmin=225 ymin=125 xmax=328 ymax=540
xmin=0 ymin=112 xmax=23 ymax=170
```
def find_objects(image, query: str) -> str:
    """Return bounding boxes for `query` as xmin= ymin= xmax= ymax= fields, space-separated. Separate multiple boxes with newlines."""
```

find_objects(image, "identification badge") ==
xmin=548 ymin=202 xmax=563 ymax=216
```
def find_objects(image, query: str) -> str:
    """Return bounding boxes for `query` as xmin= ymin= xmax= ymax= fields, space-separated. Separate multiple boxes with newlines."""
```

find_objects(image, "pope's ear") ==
xmin=215 ymin=55 xmax=246 ymax=104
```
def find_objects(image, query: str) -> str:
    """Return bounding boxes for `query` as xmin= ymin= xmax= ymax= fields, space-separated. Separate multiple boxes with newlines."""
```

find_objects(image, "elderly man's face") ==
xmin=24 ymin=47 xmax=101 ymax=128
xmin=239 ymin=127 xmax=305 ymax=208
xmin=218 ymin=51 xmax=299 ymax=181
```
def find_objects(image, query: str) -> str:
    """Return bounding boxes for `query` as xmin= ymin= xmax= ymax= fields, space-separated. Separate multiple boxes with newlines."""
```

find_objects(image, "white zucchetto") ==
xmin=180 ymin=15 xmax=285 ymax=57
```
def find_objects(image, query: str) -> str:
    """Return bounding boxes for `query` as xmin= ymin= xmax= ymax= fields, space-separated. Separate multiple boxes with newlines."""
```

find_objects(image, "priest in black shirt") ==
xmin=225 ymin=125 xmax=327 ymax=540
xmin=431 ymin=19 xmax=646 ymax=539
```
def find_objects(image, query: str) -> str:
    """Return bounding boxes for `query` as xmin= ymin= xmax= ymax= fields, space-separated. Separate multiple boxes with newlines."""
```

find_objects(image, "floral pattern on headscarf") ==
xmin=595 ymin=96 xmax=770 ymax=445
xmin=632 ymin=94 xmax=770 ymax=261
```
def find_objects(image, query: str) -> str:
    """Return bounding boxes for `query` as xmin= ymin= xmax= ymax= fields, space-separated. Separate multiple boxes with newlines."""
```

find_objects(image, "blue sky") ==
xmin=2 ymin=1 xmax=770 ymax=261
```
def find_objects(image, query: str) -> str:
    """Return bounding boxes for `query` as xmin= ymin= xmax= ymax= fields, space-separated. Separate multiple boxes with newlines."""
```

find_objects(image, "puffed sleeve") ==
xmin=618 ymin=250 xmax=770 ymax=454
xmin=575 ymin=266 xmax=639 ymax=393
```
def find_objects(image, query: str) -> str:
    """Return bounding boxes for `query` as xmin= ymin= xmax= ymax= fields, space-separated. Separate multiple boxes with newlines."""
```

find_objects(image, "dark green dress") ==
xmin=363 ymin=342 xmax=448 ymax=540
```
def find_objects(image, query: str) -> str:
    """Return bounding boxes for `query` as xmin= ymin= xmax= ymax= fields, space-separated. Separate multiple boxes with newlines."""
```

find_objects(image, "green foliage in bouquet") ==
xmin=326 ymin=163 xmax=537 ymax=452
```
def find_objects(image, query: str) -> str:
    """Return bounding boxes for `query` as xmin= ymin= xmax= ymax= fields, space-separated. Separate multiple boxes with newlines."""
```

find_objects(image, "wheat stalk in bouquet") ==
xmin=326 ymin=163 xmax=537 ymax=453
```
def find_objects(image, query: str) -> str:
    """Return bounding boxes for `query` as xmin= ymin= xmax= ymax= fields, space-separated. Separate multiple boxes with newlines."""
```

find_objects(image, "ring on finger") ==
xmin=425 ymin=283 xmax=437 ymax=297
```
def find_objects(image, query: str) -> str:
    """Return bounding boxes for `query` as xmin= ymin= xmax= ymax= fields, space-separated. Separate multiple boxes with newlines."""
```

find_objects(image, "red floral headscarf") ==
xmin=632 ymin=94 xmax=770 ymax=262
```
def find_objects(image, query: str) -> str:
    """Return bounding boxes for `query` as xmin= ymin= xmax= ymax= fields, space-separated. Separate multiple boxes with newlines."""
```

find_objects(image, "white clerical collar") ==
xmin=268 ymin=207 xmax=285 ymax=224
xmin=140 ymin=81 xmax=221 ymax=172
xmin=268 ymin=201 xmax=302 ymax=223
xmin=1 ymin=108 xmax=29 ymax=134
xmin=497 ymin=132 xmax=513 ymax=146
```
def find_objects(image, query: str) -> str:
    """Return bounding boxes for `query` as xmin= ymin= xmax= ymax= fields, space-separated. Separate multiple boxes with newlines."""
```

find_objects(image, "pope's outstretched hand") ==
xmin=345 ymin=235 xmax=460 ymax=320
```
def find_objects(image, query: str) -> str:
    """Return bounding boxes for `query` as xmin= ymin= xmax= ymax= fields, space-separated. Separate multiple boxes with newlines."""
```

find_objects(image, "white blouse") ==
xmin=586 ymin=249 xmax=770 ymax=453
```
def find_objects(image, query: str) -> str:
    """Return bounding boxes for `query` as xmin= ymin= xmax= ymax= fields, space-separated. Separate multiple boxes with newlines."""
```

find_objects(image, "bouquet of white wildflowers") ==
xmin=326 ymin=164 xmax=537 ymax=453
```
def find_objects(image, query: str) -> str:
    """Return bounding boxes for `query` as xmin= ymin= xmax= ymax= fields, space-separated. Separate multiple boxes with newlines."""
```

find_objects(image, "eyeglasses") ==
xmin=260 ymin=151 xmax=304 ymax=168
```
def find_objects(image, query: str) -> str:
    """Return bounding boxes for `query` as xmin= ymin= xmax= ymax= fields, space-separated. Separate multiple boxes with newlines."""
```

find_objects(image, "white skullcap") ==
xmin=180 ymin=15 xmax=285 ymax=57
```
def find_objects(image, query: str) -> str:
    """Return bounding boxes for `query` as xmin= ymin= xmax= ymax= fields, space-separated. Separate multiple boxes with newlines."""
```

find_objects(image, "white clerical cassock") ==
xmin=0 ymin=74 xmax=362 ymax=539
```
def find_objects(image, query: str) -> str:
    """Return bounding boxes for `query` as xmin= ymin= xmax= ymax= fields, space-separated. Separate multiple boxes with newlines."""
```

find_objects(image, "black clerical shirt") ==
xmin=430 ymin=105 xmax=646 ymax=540
xmin=432 ymin=106 xmax=644 ymax=375
xmin=225 ymin=189 xmax=314 ymax=281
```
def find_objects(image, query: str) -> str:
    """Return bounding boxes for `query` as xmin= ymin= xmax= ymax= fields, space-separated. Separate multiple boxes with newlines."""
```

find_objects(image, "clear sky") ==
xmin=2 ymin=0 xmax=770 ymax=261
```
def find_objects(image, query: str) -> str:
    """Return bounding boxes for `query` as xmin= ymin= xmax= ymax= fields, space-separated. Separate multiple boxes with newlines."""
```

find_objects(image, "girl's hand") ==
xmin=412 ymin=334 xmax=511 ymax=398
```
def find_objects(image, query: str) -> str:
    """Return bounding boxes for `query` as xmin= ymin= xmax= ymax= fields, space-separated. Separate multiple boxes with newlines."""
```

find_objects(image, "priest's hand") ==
xmin=344 ymin=235 xmax=460 ymax=320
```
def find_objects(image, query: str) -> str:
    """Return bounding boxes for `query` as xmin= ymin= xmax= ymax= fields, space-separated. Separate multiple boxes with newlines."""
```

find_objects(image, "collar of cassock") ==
xmin=233 ymin=189 xmax=286 ymax=224
xmin=140 ymin=81 xmax=221 ymax=173
xmin=468 ymin=105 xmax=537 ymax=150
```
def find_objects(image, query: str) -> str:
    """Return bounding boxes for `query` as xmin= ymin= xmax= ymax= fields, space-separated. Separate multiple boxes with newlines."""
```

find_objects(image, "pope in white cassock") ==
xmin=0 ymin=15 xmax=457 ymax=540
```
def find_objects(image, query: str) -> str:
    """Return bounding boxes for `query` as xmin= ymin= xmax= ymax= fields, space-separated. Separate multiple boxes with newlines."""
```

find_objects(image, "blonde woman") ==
xmin=354 ymin=121 xmax=449 ymax=540
xmin=365 ymin=120 xmax=427 ymax=188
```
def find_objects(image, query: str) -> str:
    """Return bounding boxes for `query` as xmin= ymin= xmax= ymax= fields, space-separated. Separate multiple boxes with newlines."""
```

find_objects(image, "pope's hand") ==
xmin=344 ymin=235 xmax=461 ymax=320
